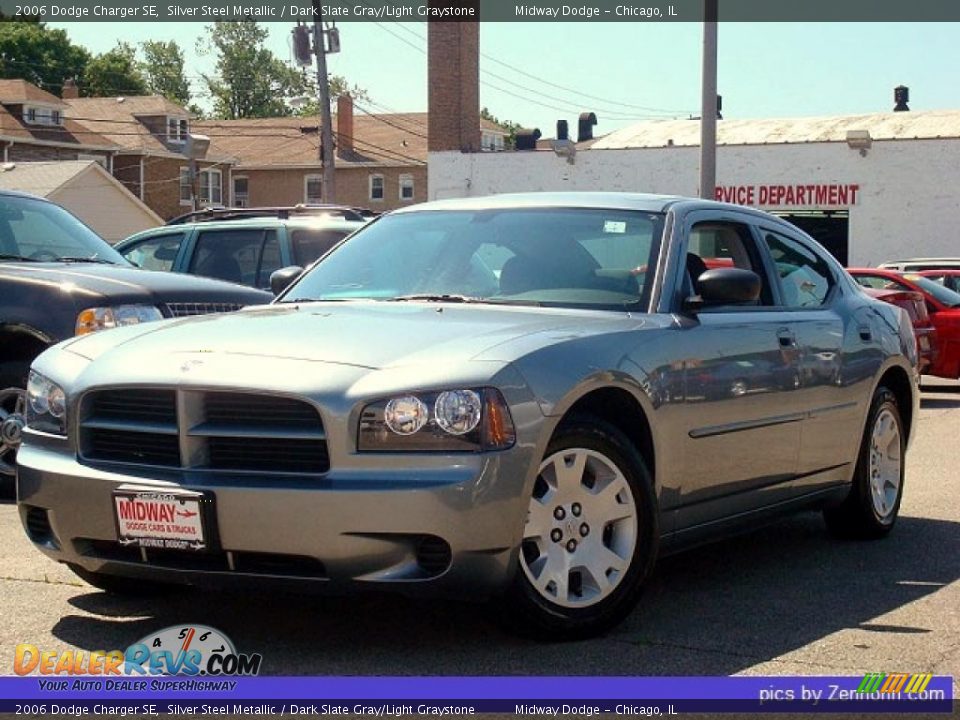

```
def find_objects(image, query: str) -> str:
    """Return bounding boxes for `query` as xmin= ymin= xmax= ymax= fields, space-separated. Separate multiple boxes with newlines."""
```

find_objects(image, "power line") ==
xmin=388 ymin=22 xmax=694 ymax=117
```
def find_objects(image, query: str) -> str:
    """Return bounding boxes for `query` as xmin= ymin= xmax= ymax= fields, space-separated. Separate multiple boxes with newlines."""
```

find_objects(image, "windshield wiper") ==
xmin=53 ymin=256 xmax=118 ymax=265
xmin=0 ymin=253 xmax=40 ymax=262
xmin=390 ymin=293 xmax=480 ymax=303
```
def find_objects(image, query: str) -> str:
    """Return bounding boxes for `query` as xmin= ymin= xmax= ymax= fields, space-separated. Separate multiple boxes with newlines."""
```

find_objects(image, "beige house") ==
xmin=0 ymin=161 xmax=162 ymax=243
xmin=198 ymin=96 xmax=508 ymax=212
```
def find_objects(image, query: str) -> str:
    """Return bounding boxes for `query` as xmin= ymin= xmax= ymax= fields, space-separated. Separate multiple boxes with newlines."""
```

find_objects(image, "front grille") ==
xmin=165 ymin=302 xmax=244 ymax=318
xmin=88 ymin=429 xmax=182 ymax=466
xmin=76 ymin=539 xmax=326 ymax=579
xmin=80 ymin=389 xmax=328 ymax=474
xmin=88 ymin=388 xmax=177 ymax=427
xmin=204 ymin=393 xmax=321 ymax=431
xmin=209 ymin=436 xmax=329 ymax=473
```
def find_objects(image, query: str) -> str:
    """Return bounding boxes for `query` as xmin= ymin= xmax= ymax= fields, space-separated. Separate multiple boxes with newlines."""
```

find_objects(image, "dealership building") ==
xmin=425 ymin=27 xmax=959 ymax=267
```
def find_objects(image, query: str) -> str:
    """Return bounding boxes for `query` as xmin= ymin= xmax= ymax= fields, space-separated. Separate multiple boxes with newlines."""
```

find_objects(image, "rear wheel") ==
xmin=0 ymin=361 xmax=29 ymax=499
xmin=824 ymin=386 xmax=905 ymax=539
xmin=501 ymin=416 xmax=658 ymax=640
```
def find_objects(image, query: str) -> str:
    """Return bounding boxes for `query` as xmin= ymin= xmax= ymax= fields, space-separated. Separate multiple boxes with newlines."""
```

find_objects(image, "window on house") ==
xmin=168 ymin=117 xmax=188 ymax=143
xmin=198 ymin=169 xmax=222 ymax=206
xmin=399 ymin=174 xmax=414 ymax=201
xmin=179 ymin=168 xmax=192 ymax=205
xmin=233 ymin=176 xmax=249 ymax=208
xmin=304 ymin=175 xmax=323 ymax=204
xmin=23 ymin=106 xmax=63 ymax=126
xmin=369 ymin=174 xmax=384 ymax=202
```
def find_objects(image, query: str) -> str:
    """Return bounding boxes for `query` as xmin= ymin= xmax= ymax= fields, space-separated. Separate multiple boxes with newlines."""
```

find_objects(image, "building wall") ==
xmin=51 ymin=167 xmax=160 ymax=243
xmin=429 ymin=139 xmax=960 ymax=266
xmin=7 ymin=144 xmax=110 ymax=163
xmin=120 ymin=157 xmax=226 ymax=221
xmin=236 ymin=166 xmax=428 ymax=211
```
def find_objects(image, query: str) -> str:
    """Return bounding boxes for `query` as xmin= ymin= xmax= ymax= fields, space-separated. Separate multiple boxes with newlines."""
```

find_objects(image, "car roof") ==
xmin=389 ymin=191 xmax=709 ymax=215
xmin=120 ymin=217 xmax=365 ymax=244
xmin=0 ymin=188 xmax=51 ymax=202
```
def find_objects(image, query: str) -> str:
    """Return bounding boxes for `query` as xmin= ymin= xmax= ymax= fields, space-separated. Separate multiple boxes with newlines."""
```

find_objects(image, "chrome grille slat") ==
xmin=165 ymin=302 xmax=244 ymax=318
xmin=80 ymin=389 xmax=329 ymax=474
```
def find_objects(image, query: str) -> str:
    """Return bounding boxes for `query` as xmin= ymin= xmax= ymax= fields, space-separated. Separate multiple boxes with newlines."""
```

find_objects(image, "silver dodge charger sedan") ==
xmin=16 ymin=193 xmax=918 ymax=639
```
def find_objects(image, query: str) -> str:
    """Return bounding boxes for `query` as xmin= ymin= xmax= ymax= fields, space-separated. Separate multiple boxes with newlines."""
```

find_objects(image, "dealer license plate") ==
xmin=113 ymin=490 xmax=208 ymax=551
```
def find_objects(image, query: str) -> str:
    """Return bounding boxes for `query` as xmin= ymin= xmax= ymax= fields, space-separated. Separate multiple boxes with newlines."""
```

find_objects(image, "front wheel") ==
xmin=0 ymin=361 xmax=29 ymax=498
xmin=500 ymin=416 xmax=658 ymax=640
xmin=824 ymin=386 xmax=905 ymax=539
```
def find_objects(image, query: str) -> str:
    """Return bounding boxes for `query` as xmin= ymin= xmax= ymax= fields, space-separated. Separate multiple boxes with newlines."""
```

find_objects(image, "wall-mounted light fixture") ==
xmin=846 ymin=129 xmax=872 ymax=157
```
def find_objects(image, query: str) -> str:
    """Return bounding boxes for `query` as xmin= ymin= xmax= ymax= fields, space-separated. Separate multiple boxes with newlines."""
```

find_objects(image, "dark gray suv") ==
xmin=0 ymin=190 xmax=271 ymax=493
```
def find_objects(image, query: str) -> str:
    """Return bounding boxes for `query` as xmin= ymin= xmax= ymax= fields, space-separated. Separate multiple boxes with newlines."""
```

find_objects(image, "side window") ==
xmin=257 ymin=232 xmax=282 ymax=289
xmin=189 ymin=229 xmax=277 ymax=287
xmin=852 ymin=274 xmax=910 ymax=292
xmin=122 ymin=233 xmax=184 ymax=271
xmin=290 ymin=228 xmax=349 ymax=267
xmin=762 ymin=230 xmax=835 ymax=308
xmin=687 ymin=221 xmax=773 ymax=305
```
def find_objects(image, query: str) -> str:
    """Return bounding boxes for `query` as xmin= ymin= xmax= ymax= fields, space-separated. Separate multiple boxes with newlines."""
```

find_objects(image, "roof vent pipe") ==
xmin=894 ymin=85 xmax=910 ymax=112
xmin=514 ymin=128 xmax=542 ymax=151
xmin=578 ymin=112 xmax=597 ymax=142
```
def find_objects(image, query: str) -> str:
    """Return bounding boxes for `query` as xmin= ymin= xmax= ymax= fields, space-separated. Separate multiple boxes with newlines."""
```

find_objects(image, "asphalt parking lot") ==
xmin=0 ymin=380 xmax=957 ymax=700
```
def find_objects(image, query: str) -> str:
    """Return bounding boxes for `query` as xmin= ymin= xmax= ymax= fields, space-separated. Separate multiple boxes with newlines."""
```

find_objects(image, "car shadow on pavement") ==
xmin=52 ymin=513 xmax=958 ymax=675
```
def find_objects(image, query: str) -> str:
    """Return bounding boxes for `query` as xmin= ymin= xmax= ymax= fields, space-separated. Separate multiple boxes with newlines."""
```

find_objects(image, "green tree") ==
xmin=198 ymin=22 xmax=305 ymax=119
xmin=0 ymin=21 xmax=89 ymax=95
xmin=293 ymin=74 xmax=369 ymax=118
xmin=140 ymin=39 xmax=190 ymax=106
xmin=83 ymin=42 xmax=148 ymax=97
xmin=480 ymin=107 xmax=523 ymax=149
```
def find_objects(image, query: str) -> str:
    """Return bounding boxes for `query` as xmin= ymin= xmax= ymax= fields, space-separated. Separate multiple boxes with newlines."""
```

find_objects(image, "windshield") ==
xmin=280 ymin=208 xmax=665 ymax=309
xmin=904 ymin=274 xmax=960 ymax=307
xmin=0 ymin=194 xmax=127 ymax=264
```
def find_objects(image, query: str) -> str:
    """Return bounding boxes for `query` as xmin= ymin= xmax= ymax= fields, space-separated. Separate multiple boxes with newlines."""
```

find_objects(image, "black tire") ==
xmin=67 ymin=564 xmax=173 ymax=596
xmin=0 ymin=361 xmax=30 ymax=499
xmin=499 ymin=415 xmax=658 ymax=641
xmin=824 ymin=386 xmax=905 ymax=540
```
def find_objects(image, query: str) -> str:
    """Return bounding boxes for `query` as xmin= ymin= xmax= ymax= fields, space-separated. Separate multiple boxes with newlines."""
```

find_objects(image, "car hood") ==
xmin=0 ymin=262 xmax=270 ymax=304
xmin=63 ymin=301 xmax=642 ymax=371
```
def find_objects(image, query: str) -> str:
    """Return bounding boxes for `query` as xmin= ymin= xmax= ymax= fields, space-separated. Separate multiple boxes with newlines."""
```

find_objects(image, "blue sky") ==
xmin=51 ymin=22 xmax=960 ymax=135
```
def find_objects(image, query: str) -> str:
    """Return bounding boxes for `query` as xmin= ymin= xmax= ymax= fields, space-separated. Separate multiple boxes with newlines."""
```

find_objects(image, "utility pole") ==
xmin=699 ymin=0 xmax=718 ymax=200
xmin=312 ymin=0 xmax=336 ymax=203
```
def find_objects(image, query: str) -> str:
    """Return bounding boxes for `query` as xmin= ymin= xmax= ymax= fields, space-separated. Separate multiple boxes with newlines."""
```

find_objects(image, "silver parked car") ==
xmin=17 ymin=193 xmax=918 ymax=639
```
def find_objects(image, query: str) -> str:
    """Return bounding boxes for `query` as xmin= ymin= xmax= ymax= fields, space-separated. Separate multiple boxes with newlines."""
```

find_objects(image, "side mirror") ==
xmin=270 ymin=265 xmax=304 ymax=295
xmin=685 ymin=267 xmax=761 ymax=311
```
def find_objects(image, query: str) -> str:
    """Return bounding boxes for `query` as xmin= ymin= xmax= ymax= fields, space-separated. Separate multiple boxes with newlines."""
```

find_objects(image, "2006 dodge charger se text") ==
xmin=16 ymin=193 xmax=918 ymax=639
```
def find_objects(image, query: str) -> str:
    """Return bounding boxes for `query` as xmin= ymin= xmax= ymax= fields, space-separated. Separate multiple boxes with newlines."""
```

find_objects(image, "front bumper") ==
xmin=16 ymin=437 xmax=536 ymax=600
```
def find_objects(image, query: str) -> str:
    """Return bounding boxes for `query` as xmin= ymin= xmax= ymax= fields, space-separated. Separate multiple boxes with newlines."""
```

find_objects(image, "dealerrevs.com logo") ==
xmin=14 ymin=625 xmax=262 ymax=677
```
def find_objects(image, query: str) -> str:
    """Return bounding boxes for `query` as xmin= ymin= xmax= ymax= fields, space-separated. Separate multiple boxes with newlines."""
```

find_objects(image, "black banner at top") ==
xmin=2 ymin=0 xmax=960 ymax=22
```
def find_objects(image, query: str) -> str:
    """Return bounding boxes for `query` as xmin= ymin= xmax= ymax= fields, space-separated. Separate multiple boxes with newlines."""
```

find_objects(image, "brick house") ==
xmin=0 ymin=79 xmax=115 ymax=165
xmin=197 ymin=96 xmax=507 ymax=211
xmin=61 ymin=91 xmax=235 ymax=221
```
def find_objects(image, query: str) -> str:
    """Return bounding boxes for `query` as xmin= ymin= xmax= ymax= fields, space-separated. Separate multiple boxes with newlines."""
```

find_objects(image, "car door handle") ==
xmin=777 ymin=329 xmax=797 ymax=347
xmin=859 ymin=325 xmax=873 ymax=342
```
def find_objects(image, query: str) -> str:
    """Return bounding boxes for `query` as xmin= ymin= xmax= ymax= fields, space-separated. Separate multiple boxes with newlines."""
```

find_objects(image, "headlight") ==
xmin=26 ymin=371 xmax=67 ymax=436
xmin=75 ymin=305 xmax=163 ymax=335
xmin=359 ymin=387 xmax=515 ymax=452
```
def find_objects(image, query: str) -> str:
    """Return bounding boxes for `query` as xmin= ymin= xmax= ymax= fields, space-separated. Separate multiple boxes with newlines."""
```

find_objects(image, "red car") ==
xmin=849 ymin=268 xmax=960 ymax=378
xmin=861 ymin=287 xmax=937 ymax=374
xmin=917 ymin=269 xmax=960 ymax=294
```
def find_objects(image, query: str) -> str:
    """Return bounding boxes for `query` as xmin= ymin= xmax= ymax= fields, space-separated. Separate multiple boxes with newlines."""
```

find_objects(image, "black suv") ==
xmin=0 ymin=191 xmax=271 ymax=494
